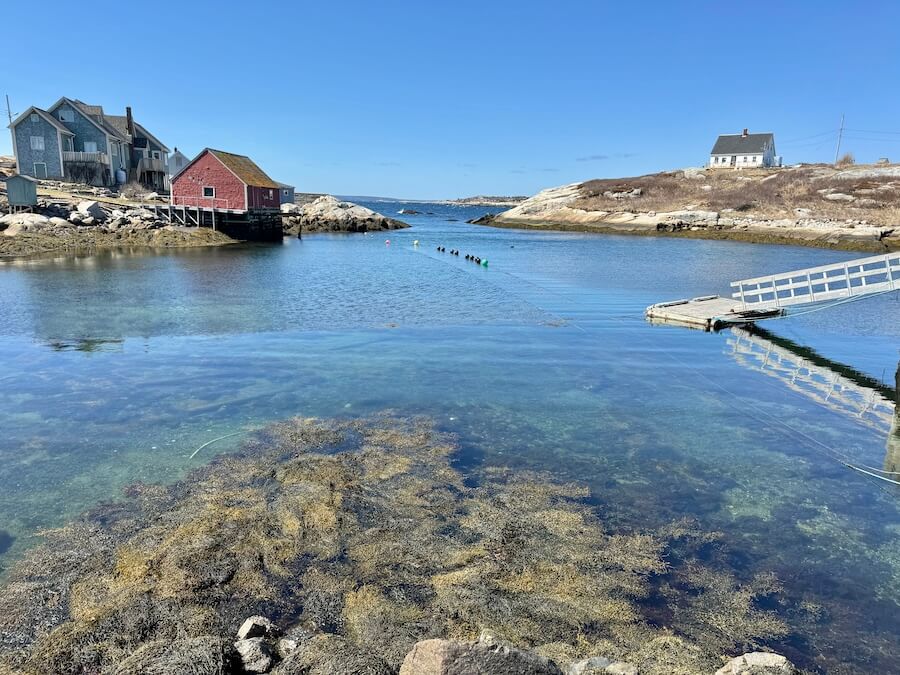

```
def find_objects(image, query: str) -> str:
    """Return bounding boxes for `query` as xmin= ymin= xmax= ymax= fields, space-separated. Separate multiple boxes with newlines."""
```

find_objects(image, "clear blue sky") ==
xmin=4 ymin=1 xmax=900 ymax=199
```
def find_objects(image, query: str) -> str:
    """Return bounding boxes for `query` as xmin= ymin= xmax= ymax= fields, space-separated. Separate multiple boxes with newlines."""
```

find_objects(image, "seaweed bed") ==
xmin=0 ymin=415 xmax=791 ymax=674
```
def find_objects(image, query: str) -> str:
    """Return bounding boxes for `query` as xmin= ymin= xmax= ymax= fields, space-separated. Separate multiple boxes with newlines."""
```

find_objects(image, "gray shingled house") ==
xmin=7 ymin=97 xmax=169 ymax=189
xmin=709 ymin=129 xmax=777 ymax=168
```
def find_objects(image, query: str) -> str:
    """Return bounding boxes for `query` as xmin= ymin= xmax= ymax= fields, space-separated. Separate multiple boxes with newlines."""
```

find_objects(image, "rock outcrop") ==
xmin=77 ymin=200 xmax=107 ymax=221
xmin=0 ymin=199 xmax=238 ymax=257
xmin=714 ymin=652 xmax=799 ymax=675
xmin=399 ymin=638 xmax=563 ymax=675
xmin=234 ymin=637 xmax=274 ymax=673
xmin=481 ymin=169 xmax=900 ymax=252
xmin=282 ymin=195 xmax=408 ymax=234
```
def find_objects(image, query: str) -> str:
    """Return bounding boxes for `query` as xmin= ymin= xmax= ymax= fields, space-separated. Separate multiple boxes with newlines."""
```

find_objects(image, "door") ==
xmin=730 ymin=155 xmax=737 ymax=166
xmin=33 ymin=163 xmax=47 ymax=179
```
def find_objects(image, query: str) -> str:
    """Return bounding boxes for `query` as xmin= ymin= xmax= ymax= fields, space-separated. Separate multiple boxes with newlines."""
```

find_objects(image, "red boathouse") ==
xmin=171 ymin=148 xmax=280 ymax=213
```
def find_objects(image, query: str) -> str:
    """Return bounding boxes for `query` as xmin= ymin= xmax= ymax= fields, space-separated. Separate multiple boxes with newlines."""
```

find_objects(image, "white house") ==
xmin=168 ymin=147 xmax=191 ymax=179
xmin=709 ymin=129 xmax=777 ymax=168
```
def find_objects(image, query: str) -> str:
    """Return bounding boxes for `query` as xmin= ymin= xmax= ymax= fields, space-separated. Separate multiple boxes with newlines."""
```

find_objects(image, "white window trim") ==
xmin=202 ymin=186 xmax=216 ymax=198
xmin=30 ymin=135 xmax=45 ymax=151
xmin=33 ymin=162 xmax=47 ymax=178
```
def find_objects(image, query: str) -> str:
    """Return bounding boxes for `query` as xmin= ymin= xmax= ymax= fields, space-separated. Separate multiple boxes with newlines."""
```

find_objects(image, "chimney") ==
xmin=126 ymin=106 xmax=135 ymax=139
xmin=742 ymin=128 xmax=749 ymax=137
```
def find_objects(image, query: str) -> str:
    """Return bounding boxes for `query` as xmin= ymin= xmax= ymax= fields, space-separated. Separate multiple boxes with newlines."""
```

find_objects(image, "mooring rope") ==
xmin=410 ymin=241 xmax=898 ymax=492
xmin=189 ymin=429 xmax=254 ymax=459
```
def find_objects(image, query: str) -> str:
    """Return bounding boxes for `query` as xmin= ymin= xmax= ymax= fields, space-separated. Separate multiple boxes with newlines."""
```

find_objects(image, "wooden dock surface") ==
xmin=645 ymin=296 xmax=781 ymax=331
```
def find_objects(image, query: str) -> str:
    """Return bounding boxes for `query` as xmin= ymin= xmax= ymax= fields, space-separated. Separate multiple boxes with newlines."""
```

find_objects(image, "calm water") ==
xmin=0 ymin=202 xmax=898 ymax=672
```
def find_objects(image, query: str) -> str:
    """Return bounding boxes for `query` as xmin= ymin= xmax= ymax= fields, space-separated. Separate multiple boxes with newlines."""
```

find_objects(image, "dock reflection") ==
xmin=886 ymin=366 xmax=900 ymax=475
xmin=726 ymin=326 xmax=898 ymax=473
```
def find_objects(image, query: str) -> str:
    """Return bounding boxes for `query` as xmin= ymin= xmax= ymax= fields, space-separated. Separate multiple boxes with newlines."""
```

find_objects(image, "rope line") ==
xmin=409 ymin=242 xmax=898 ymax=492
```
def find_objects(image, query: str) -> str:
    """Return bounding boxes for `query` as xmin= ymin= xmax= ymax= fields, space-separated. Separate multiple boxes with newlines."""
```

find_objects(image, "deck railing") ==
xmin=731 ymin=252 xmax=900 ymax=309
xmin=62 ymin=151 xmax=108 ymax=164
xmin=171 ymin=195 xmax=234 ymax=210
xmin=136 ymin=157 xmax=167 ymax=174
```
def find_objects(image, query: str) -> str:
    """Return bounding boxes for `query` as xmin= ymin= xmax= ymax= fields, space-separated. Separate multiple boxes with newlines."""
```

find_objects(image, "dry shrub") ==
xmin=836 ymin=152 xmax=855 ymax=167
xmin=119 ymin=181 xmax=150 ymax=199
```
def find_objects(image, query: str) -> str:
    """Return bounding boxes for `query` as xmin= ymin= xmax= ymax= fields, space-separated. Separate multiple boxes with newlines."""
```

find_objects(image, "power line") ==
xmin=4 ymin=94 xmax=15 ymax=126
xmin=778 ymin=130 xmax=837 ymax=145
xmin=844 ymin=128 xmax=900 ymax=136
xmin=834 ymin=113 xmax=845 ymax=164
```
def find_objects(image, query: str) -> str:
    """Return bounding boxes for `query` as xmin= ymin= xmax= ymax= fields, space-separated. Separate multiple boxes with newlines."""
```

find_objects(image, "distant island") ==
xmin=444 ymin=195 xmax=528 ymax=207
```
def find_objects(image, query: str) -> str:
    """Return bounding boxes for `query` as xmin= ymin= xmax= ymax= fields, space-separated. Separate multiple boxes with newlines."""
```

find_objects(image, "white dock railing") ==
xmin=731 ymin=252 xmax=900 ymax=309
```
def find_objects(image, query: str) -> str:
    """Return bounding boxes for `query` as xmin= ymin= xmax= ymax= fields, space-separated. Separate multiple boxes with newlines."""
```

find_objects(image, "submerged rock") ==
xmin=112 ymin=636 xmax=237 ymax=674
xmin=400 ymin=638 xmax=563 ymax=675
xmin=714 ymin=652 xmax=798 ymax=675
xmin=238 ymin=615 xmax=279 ymax=640
xmin=568 ymin=656 xmax=613 ymax=674
xmin=235 ymin=637 xmax=274 ymax=673
xmin=272 ymin=633 xmax=393 ymax=674
xmin=0 ymin=415 xmax=789 ymax=675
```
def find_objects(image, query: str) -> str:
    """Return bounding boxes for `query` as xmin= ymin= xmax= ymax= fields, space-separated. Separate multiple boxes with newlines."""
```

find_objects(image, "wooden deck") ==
xmin=645 ymin=295 xmax=782 ymax=330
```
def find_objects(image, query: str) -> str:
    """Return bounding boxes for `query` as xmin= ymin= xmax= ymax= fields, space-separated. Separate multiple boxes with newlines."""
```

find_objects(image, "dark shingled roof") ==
xmin=105 ymin=115 xmax=131 ymax=141
xmin=208 ymin=149 xmax=280 ymax=189
xmin=711 ymin=132 xmax=774 ymax=155
xmin=70 ymin=100 xmax=129 ymax=142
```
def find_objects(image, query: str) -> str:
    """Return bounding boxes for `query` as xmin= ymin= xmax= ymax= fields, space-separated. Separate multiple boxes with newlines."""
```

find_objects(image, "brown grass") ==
xmin=573 ymin=164 xmax=900 ymax=226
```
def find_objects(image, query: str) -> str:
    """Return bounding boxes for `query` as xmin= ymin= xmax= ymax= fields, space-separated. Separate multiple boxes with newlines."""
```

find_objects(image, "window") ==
xmin=83 ymin=141 xmax=98 ymax=153
xmin=203 ymin=186 xmax=215 ymax=198
xmin=59 ymin=109 xmax=74 ymax=122
xmin=151 ymin=150 xmax=161 ymax=160
xmin=30 ymin=113 xmax=39 ymax=123
xmin=268 ymin=189 xmax=274 ymax=199
xmin=30 ymin=136 xmax=45 ymax=151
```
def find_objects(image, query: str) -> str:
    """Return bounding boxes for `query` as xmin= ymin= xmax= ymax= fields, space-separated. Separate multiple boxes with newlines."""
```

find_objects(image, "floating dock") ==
xmin=647 ymin=252 xmax=900 ymax=331
xmin=646 ymin=296 xmax=781 ymax=330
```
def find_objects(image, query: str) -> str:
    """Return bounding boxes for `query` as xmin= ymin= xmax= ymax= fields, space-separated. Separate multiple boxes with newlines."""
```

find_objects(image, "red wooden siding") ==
xmin=247 ymin=185 xmax=279 ymax=210
xmin=171 ymin=150 xmax=247 ymax=211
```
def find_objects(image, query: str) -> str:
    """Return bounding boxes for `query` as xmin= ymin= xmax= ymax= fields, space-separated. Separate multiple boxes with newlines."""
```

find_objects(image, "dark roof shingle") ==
xmin=711 ymin=133 xmax=774 ymax=155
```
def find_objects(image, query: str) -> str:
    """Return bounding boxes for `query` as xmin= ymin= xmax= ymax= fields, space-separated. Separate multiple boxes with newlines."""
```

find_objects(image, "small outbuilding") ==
xmin=170 ymin=148 xmax=280 ymax=213
xmin=4 ymin=174 xmax=38 ymax=210
xmin=277 ymin=182 xmax=295 ymax=205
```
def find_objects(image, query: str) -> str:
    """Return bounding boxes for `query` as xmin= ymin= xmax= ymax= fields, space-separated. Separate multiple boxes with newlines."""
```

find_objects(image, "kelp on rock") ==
xmin=0 ymin=415 xmax=791 ymax=674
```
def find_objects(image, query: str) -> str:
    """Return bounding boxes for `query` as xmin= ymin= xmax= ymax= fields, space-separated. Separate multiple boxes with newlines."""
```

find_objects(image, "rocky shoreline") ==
xmin=0 ymin=199 xmax=238 ymax=258
xmin=477 ymin=168 xmax=900 ymax=253
xmin=0 ymin=192 xmax=408 ymax=258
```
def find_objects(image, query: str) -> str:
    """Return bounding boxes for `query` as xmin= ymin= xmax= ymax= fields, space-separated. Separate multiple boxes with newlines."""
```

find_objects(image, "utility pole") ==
xmin=5 ymin=94 xmax=13 ymax=125
xmin=834 ymin=113 xmax=845 ymax=165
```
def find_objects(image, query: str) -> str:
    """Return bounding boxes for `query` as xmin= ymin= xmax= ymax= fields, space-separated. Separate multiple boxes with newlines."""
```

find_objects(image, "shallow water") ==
xmin=0 ymin=202 xmax=897 ymax=672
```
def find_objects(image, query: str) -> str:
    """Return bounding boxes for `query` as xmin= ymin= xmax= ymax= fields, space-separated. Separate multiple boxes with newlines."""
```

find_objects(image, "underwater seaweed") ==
xmin=0 ymin=415 xmax=791 ymax=674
